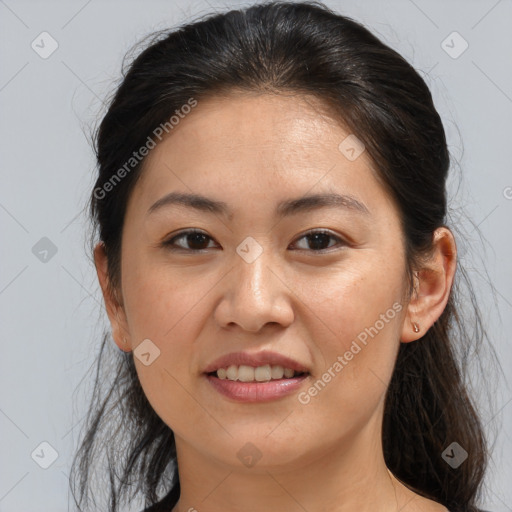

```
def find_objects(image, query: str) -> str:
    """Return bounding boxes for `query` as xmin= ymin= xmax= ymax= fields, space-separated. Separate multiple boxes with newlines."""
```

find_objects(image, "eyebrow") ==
xmin=147 ymin=191 xmax=370 ymax=219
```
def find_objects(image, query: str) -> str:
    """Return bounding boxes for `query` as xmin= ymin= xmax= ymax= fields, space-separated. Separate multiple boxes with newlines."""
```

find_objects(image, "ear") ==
xmin=93 ymin=241 xmax=131 ymax=352
xmin=400 ymin=227 xmax=457 ymax=343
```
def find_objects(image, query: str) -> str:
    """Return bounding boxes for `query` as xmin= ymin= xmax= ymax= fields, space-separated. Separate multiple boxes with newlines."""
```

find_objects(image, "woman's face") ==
xmin=115 ymin=92 xmax=412 ymax=470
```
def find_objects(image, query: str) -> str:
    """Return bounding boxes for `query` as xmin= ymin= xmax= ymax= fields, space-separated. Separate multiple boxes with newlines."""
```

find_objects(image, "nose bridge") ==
xmin=235 ymin=239 xmax=277 ymax=306
xmin=216 ymin=237 xmax=294 ymax=331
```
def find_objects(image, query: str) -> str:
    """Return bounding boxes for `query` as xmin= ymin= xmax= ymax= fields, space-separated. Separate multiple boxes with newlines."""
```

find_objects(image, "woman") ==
xmin=70 ymin=2 xmax=495 ymax=511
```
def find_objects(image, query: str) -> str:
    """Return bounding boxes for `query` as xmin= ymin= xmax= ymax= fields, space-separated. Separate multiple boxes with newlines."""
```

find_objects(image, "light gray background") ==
xmin=1 ymin=0 xmax=511 ymax=511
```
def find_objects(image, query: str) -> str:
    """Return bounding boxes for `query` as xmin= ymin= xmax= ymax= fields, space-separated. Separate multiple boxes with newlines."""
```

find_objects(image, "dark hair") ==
xmin=70 ymin=2 xmax=500 ymax=511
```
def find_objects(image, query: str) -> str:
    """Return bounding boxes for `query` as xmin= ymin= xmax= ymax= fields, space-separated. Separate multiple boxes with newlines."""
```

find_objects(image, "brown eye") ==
xmin=162 ymin=229 xmax=346 ymax=253
xmin=163 ymin=230 xmax=217 ymax=251
xmin=290 ymin=230 xmax=346 ymax=252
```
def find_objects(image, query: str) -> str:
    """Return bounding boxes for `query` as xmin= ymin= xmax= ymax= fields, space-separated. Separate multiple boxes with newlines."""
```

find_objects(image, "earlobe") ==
xmin=93 ymin=241 xmax=131 ymax=352
xmin=400 ymin=227 xmax=457 ymax=343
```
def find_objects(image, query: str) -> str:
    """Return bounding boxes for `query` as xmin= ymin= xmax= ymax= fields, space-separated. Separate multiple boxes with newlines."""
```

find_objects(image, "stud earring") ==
xmin=412 ymin=322 xmax=420 ymax=333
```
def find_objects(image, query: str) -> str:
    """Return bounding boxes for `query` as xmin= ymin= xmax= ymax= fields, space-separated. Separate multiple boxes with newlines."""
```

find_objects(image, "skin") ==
xmin=94 ymin=92 xmax=456 ymax=512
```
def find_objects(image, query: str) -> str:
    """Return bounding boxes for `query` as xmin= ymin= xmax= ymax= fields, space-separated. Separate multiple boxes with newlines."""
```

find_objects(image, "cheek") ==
xmin=124 ymin=265 xmax=215 ymax=434
xmin=120 ymin=255 xmax=214 ymax=420
xmin=301 ymin=256 xmax=404 ymax=345
xmin=298 ymin=260 xmax=404 ymax=408
xmin=135 ymin=358 xmax=218 ymax=443
xmin=121 ymin=252 xmax=214 ymax=343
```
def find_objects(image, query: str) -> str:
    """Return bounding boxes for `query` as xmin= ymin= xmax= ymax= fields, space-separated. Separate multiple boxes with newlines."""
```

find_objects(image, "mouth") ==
xmin=204 ymin=363 xmax=310 ymax=402
xmin=202 ymin=350 xmax=311 ymax=402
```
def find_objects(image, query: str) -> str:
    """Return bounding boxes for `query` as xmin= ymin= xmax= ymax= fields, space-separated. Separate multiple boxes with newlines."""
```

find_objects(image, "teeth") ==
xmin=226 ymin=365 xmax=238 ymax=380
xmin=238 ymin=365 xmax=255 ymax=382
xmin=271 ymin=365 xmax=284 ymax=379
xmin=215 ymin=364 xmax=303 ymax=381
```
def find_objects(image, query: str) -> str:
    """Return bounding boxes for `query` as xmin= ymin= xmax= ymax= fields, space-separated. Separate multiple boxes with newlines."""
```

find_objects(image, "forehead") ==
xmin=150 ymin=92 xmax=348 ymax=161
xmin=127 ymin=92 xmax=396 ymax=219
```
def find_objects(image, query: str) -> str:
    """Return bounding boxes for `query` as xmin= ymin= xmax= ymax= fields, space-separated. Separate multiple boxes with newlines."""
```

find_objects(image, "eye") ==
xmin=162 ymin=229 xmax=347 ymax=253
xmin=290 ymin=230 xmax=347 ymax=252
xmin=162 ymin=229 xmax=218 ymax=252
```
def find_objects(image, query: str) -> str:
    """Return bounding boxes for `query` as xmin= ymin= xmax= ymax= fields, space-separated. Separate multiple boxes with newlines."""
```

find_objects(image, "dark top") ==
xmin=140 ymin=491 xmax=493 ymax=512
xmin=141 ymin=485 xmax=179 ymax=511
xmin=141 ymin=506 xmax=493 ymax=511
xmin=141 ymin=507 xmax=494 ymax=512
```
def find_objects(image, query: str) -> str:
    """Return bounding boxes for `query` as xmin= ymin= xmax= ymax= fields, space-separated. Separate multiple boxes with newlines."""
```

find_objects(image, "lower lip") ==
xmin=205 ymin=373 xmax=309 ymax=402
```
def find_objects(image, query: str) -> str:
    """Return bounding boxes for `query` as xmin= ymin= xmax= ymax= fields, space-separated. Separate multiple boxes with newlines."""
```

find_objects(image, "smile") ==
xmin=205 ymin=367 xmax=309 ymax=402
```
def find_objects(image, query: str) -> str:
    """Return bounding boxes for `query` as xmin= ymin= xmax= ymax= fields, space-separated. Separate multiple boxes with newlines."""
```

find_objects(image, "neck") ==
xmin=170 ymin=410 xmax=410 ymax=512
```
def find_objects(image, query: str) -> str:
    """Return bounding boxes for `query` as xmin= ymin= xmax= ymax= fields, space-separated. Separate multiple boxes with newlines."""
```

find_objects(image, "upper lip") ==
xmin=203 ymin=350 xmax=310 ymax=374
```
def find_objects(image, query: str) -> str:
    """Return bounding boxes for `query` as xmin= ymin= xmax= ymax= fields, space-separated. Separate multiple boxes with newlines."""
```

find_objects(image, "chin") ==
xmin=206 ymin=431 xmax=320 ymax=473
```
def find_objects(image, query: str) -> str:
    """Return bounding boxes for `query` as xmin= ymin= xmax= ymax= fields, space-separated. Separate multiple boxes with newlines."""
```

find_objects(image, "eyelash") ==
xmin=161 ymin=229 xmax=348 ymax=253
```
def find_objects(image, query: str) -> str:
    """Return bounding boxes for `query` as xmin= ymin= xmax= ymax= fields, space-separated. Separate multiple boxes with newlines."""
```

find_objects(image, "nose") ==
xmin=214 ymin=246 xmax=295 ymax=333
